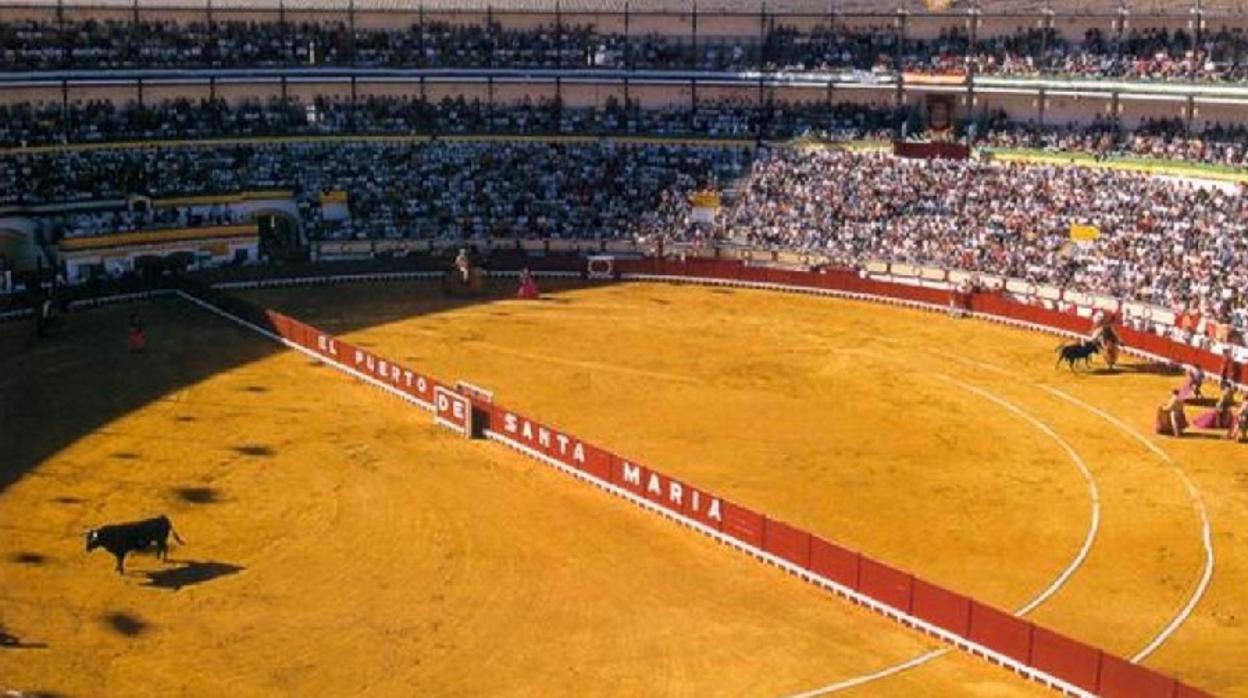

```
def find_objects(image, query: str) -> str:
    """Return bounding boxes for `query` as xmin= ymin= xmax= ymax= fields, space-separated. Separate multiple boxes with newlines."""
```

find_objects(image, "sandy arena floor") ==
xmin=0 ymin=280 xmax=1242 ymax=696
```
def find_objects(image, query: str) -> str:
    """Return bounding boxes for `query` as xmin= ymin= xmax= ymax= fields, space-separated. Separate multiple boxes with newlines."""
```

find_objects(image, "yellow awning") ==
xmin=59 ymin=224 xmax=259 ymax=252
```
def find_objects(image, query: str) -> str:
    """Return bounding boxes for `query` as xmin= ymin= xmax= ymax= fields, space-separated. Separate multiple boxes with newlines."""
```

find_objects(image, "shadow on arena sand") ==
xmin=140 ymin=560 xmax=245 ymax=591
xmin=0 ymin=275 xmax=595 ymax=502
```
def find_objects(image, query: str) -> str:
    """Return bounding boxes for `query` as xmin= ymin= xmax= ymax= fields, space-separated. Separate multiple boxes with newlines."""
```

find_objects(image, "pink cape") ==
xmin=516 ymin=277 xmax=540 ymax=300
xmin=1155 ymin=407 xmax=1188 ymax=436
xmin=1192 ymin=409 xmax=1232 ymax=430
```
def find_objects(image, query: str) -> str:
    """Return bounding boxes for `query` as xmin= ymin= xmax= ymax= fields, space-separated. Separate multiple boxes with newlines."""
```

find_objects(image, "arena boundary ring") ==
xmin=171 ymin=285 xmax=1095 ymax=696
xmin=8 ymin=266 xmax=1208 ymax=695
xmin=162 ymin=271 xmax=1212 ymax=696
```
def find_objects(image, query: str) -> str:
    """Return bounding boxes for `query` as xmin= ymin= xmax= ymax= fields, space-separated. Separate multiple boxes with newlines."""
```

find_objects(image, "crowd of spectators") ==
xmin=978 ymin=113 xmax=1248 ymax=168
xmin=0 ymin=140 xmax=748 ymax=242
xmin=4 ymin=18 xmax=1248 ymax=82
xmin=6 ymin=132 xmax=1248 ymax=329
xmin=966 ymin=27 xmax=1248 ymax=83
xmin=0 ymin=95 xmax=903 ymax=148
xmin=46 ymin=203 xmax=243 ymax=241
xmin=6 ymin=94 xmax=1248 ymax=171
xmin=663 ymin=146 xmax=1248 ymax=330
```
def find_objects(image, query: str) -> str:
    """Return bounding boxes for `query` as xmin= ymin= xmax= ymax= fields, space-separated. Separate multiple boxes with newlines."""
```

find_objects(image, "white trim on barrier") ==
xmin=483 ymin=429 xmax=1095 ymax=698
xmin=174 ymin=290 xmax=434 ymax=412
xmin=67 ymin=289 xmax=175 ymax=310
xmin=210 ymin=272 xmax=441 ymax=289
xmin=0 ymin=289 xmax=174 ymax=323
xmin=487 ymin=271 xmax=582 ymax=279
xmin=0 ymin=308 xmax=32 ymax=322
xmin=455 ymin=380 xmax=494 ymax=404
xmin=209 ymin=269 xmax=580 ymax=291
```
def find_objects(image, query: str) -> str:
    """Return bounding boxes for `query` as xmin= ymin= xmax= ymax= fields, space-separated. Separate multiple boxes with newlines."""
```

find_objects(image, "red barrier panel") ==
xmin=331 ymin=339 xmax=358 ymax=368
xmin=858 ymin=557 xmax=913 ymax=613
xmin=274 ymin=314 xmax=301 ymax=344
xmin=610 ymin=457 xmax=650 ymax=498
xmin=911 ymin=578 xmax=971 ymax=636
xmin=809 ymin=536 xmax=860 ymax=588
xmin=310 ymin=328 xmax=344 ymax=361
xmin=1099 ymin=654 xmax=1177 ymax=698
xmin=294 ymin=320 xmax=321 ymax=353
xmin=1030 ymin=627 xmax=1102 ymax=693
xmin=265 ymin=310 xmax=291 ymax=339
xmin=402 ymin=370 xmax=436 ymax=404
xmin=968 ymin=602 xmax=1033 ymax=664
xmin=762 ymin=518 xmax=811 ymax=568
xmin=1175 ymin=681 xmax=1214 ymax=698
xmin=578 ymin=442 xmax=613 ymax=482
xmin=682 ymin=483 xmax=724 ymax=531
xmin=646 ymin=471 xmax=682 ymax=512
xmin=720 ymin=500 xmax=765 ymax=548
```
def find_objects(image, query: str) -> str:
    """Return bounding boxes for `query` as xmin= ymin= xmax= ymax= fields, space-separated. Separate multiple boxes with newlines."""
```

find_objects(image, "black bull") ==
xmin=1056 ymin=339 xmax=1101 ymax=371
xmin=86 ymin=515 xmax=184 ymax=574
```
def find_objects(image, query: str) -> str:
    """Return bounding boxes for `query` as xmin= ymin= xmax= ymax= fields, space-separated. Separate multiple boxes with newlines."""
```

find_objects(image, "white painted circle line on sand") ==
xmin=944 ymin=377 xmax=1102 ymax=616
xmin=1039 ymin=385 xmax=1214 ymax=665
xmin=784 ymin=375 xmax=1102 ymax=697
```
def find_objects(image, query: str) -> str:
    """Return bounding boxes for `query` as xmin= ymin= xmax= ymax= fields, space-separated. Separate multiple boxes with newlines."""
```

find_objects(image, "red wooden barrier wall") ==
xmin=1100 ymin=654 xmax=1178 ymax=698
xmin=1031 ymin=626 xmax=1103 ymax=693
xmin=969 ymin=601 xmax=1034 ymax=664
xmin=911 ymin=578 xmax=972 ymax=637
xmin=720 ymin=500 xmax=765 ymax=548
xmin=809 ymin=536 xmax=861 ymax=589
xmin=762 ymin=518 xmax=811 ymax=568
xmin=858 ymin=557 xmax=914 ymax=613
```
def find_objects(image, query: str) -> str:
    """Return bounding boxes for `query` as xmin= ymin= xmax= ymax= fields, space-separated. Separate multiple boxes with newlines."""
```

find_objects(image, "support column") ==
xmin=690 ymin=0 xmax=698 ymax=70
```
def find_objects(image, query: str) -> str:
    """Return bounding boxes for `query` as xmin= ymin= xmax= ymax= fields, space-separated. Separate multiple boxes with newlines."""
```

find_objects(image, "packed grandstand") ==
xmin=1 ymin=0 xmax=1247 ymax=345
xmin=4 ymin=3 xmax=1248 ymax=697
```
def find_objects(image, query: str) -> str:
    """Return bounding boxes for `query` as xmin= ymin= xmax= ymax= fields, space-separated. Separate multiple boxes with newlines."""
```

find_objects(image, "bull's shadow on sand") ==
xmin=1091 ymin=361 xmax=1185 ymax=377
xmin=172 ymin=485 xmax=221 ymax=504
xmin=0 ymin=625 xmax=48 ymax=650
xmin=141 ymin=560 xmax=243 ymax=591
xmin=101 ymin=611 xmax=148 ymax=637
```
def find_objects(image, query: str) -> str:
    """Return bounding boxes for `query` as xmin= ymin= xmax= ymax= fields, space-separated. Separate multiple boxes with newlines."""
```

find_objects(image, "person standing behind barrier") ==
xmin=516 ymin=268 xmax=541 ymax=300
xmin=127 ymin=314 xmax=147 ymax=353
xmin=454 ymin=248 xmax=471 ymax=284
xmin=1220 ymin=346 xmax=1236 ymax=385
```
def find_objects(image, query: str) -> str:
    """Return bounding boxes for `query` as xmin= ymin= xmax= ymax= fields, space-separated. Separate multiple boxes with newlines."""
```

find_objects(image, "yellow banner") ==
xmin=689 ymin=190 xmax=721 ymax=208
xmin=1069 ymin=224 xmax=1101 ymax=242
xmin=153 ymin=190 xmax=293 ymax=208
xmin=60 ymin=224 xmax=259 ymax=252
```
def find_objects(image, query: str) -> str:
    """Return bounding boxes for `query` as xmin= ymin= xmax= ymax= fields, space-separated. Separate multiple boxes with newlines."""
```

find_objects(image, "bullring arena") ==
xmin=5 ymin=0 xmax=1248 ymax=694
xmin=0 ymin=264 xmax=1245 ymax=697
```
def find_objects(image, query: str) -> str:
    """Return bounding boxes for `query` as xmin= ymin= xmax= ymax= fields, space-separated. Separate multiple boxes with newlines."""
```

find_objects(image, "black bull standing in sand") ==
xmin=1056 ymin=339 xmax=1101 ymax=371
xmin=85 ymin=515 xmax=184 ymax=574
